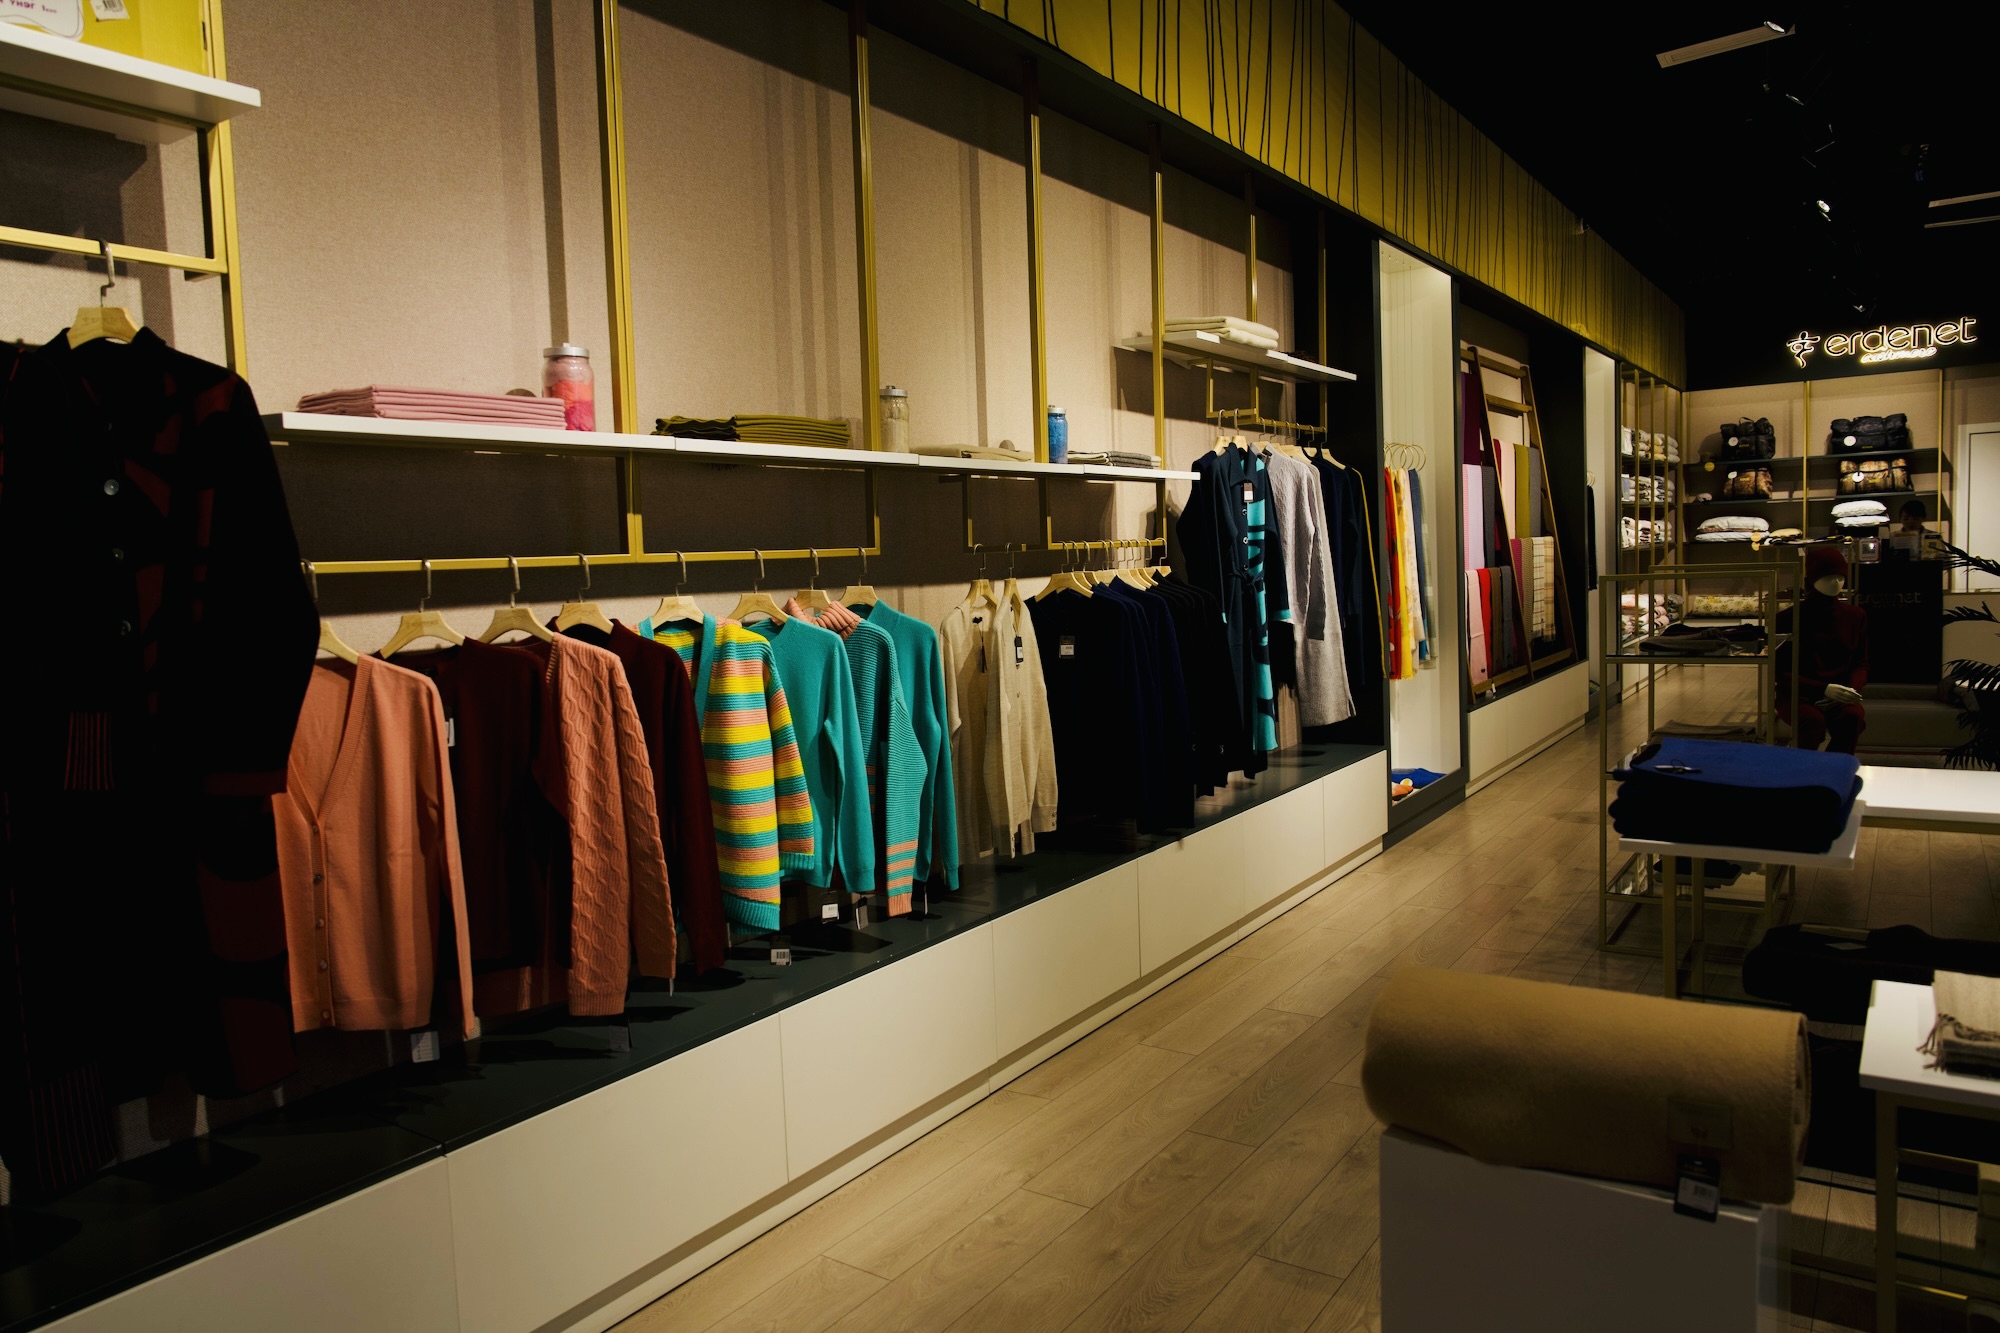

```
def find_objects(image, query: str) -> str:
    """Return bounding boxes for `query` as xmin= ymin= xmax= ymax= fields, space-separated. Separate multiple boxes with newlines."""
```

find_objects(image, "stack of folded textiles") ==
xmin=1066 ymin=450 xmax=1160 ymax=469
xmin=1833 ymin=499 xmax=1889 ymax=530
xmin=1695 ymin=516 xmax=1768 ymax=543
xmin=1163 ymin=316 xmax=1282 ymax=350
xmin=298 ymin=386 xmax=568 ymax=428
xmin=655 ymin=414 xmax=851 ymax=447
xmin=1610 ymin=737 xmax=1863 ymax=854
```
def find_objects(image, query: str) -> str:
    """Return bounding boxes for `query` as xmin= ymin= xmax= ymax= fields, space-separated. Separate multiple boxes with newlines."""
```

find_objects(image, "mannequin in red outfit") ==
xmin=1776 ymin=545 xmax=1868 ymax=753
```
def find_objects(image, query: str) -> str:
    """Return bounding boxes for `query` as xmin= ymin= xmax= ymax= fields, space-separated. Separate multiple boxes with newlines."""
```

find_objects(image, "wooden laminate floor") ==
xmin=622 ymin=667 xmax=2000 ymax=1333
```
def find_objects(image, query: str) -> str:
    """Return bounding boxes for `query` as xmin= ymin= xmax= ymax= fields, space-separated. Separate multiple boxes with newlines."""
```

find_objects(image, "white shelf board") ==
xmin=264 ymin=412 xmax=673 ymax=456
xmin=669 ymin=436 xmax=915 ymax=468
xmin=0 ymin=22 xmax=260 ymax=143
xmin=268 ymin=414 xmax=1199 ymax=480
xmin=1117 ymin=331 xmax=1359 ymax=385
xmin=913 ymin=453 xmax=1196 ymax=483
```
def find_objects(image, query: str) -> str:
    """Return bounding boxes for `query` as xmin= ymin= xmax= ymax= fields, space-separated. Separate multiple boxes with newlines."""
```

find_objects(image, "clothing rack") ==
xmin=1205 ymin=405 xmax=1330 ymax=438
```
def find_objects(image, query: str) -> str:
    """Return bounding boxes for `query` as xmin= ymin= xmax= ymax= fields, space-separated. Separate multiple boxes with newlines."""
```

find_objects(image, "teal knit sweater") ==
xmin=858 ymin=601 xmax=958 ymax=889
xmin=744 ymin=617 xmax=874 ymax=893
xmin=843 ymin=619 xmax=925 ymax=912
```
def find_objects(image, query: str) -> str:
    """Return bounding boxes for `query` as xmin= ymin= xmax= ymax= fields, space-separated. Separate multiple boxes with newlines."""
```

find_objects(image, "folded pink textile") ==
xmin=299 ymin=386 xmax=568 ymax=424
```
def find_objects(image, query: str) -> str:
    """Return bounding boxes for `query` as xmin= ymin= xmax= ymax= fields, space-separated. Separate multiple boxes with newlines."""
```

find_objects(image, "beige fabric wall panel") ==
xmin=871 ymin=31 xmax=1033 ymax=452
xmin=228 ymin=0 xmax=598 ymax=411
xmin=0 ymin=115 xmax=222 ymax=360
xmin=621 ymin=1 xmax=861 ymax=426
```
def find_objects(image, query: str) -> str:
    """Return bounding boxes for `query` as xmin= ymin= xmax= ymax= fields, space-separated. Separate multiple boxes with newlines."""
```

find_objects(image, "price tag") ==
xmin=854 ymin=903 xmax=870 ymax=930
xmin=1059 ymin=635 xmax=1075 ymax=658
xmin=1674 ymin=1156 xmax=1721 ymax=1222
xmin=409 ymin=1029 xmax=441 ymax=1063
xmin=607 ymin=1021 xmax=632 ymax=1054
xmin=769 ymin=946 xmax=792 ymax=966
xmin=1014 ymin=635 xmax=1025 ymax=665
xmin=820 ymin=902 xmax=840 ymax=921
xmin=1241 ymin=482 xmax=1254 ymax=505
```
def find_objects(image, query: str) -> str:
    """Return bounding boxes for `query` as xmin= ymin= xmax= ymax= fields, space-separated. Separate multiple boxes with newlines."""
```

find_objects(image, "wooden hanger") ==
xmin=1035 ymin=542 xmax=1095 ymax=599
xmin=480 ymin=557 xmax=554 ymax=643
xmin=964 ymin=545 xmax=998 ymax=611
xmin=728 ymin=550 xmax=789 ymax=624
xmin=1000 ymin=544 xmax=1024 ymax=604
xmin=68 ymin=242 xmax=141 ymax=348
xmin=649 ymin=551 xmax=704 ymax=627
xmin=1117 ymin=539 xmax=1152 ymax=588
xmin=379 ymin=559 xmax=467 ymax=657
xmin=839 ymin=546 xmax=880 ymax=608
xmin=794 ymin=548 xmax=833 ymax=613
xmin=302 ymin=562 xmax=361 ymax=665
xmin=553 ymin=554 xmax=613 ymax=633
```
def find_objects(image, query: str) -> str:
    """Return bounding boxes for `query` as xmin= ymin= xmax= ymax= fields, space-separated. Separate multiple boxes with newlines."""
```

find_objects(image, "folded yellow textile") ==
xmin=1362 ymin=968 xmax=1808 ymax=1204
xmin=1923 ymin=971 xmax=2000 ymax=1077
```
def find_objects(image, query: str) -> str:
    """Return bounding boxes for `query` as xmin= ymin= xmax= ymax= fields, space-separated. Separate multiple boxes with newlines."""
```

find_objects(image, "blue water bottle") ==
xmin=1046 ymin=405 xmax=1068 ymax=464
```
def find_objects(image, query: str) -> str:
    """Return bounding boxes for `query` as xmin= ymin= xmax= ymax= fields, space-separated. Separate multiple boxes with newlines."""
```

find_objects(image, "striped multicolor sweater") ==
xmin=654 ymin=615 xmax=813 ymax=932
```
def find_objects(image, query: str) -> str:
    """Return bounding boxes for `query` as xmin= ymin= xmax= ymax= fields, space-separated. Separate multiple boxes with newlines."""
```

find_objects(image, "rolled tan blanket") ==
xmin=1361 ymin=968 xmax=1808 ymax=1204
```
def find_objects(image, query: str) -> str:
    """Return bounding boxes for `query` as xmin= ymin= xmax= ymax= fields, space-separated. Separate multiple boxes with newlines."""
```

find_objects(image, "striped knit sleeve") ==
xmin=766 ymin=655 xmax=816 ymax=867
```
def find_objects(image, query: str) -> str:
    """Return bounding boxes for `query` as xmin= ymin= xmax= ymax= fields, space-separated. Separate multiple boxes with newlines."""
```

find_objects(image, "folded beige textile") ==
xmin=913 ymin=443 xmax=1030 ymax=461
xmin=1164 ymin=315 xmax=1282 ymax=342
xmin=1362 ymin=968 xmax=1809 ymax=1204
xmin=1922 ymin=971 xmax=2000 ymax=1077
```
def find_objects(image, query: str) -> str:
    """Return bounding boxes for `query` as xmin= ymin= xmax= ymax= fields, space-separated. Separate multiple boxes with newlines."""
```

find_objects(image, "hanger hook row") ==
xmin=507 ymin=555 xmax=521 ymax=605
xmin=420 ymin=557 xmax=434 ymax=610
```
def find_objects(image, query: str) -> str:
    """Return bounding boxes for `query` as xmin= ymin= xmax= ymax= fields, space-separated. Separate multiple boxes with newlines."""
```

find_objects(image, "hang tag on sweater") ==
xmin=1059 ymin=635 xmax=1075 ymax=658
xmin=1015 ymin=635 xmax=1024 ymax=665
xmin=607 ymin=1021 xmax=632 ymax=1054
xmin=820 ymin=902 xmax=840 ymax=921
xmin=769 ymin=946 xmax=792 ymax=966
xmin=1241 ymin=482 xmax=1254 ymax=505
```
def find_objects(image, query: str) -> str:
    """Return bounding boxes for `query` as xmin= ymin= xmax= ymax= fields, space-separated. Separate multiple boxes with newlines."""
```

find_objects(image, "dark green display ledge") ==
xmin=0 ymin=742 xmax=1379 ymax=1331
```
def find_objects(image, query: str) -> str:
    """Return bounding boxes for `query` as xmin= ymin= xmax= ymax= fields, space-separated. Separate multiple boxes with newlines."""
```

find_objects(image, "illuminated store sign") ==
xmin=1787 ymin=318 xmax=1978 ymax=368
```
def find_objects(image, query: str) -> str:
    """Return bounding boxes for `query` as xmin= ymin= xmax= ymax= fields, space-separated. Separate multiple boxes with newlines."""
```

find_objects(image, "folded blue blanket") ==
xmin=1610 ymin=738 xmax=1862 ymax=854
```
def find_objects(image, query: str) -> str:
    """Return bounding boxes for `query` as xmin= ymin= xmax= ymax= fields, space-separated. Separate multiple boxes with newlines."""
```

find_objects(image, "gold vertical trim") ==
xmin=201 ymin=0 xmax=246 ymax=374
xmin=850 ymin=2 xmax=882 ymax=451
xmin=595 ymin=0 xmax=639 ymax=440
xmin=1149 ymin=123 xmax=1165 ymax=467
xmin=1024 ymin=58 xmax=1049 ymax=462
xmin=1244 ymin=173 xmax=1257 ymax=417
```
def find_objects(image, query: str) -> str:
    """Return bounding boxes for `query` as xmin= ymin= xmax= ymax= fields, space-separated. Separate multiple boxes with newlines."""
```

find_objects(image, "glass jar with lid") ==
xmin=879 ymin=385 xmax=909 ymax=452
xmin=543 ymin=344 xmax=595 ymax=431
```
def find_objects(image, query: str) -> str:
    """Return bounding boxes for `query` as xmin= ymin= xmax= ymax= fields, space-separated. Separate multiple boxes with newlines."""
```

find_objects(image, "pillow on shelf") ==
xmin=1831 ymin=499 xmax=1889 ymax=518
xmin=1698 ymin=515 xmax=1770 ymax=533
xmin=1694 ymin=530 xmax=1759 ymax=542
xmin=1836 ymin=514 xmax=1886 ymax=529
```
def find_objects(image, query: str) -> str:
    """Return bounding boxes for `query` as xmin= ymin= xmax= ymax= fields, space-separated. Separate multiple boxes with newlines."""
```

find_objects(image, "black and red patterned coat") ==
xmin=0 ymin=329 xmax=315 ymax=1199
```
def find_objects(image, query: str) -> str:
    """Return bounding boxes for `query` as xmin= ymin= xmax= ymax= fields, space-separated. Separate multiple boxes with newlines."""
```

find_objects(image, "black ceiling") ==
xmin=1338 ymin=1 xmax=2000 ymax=384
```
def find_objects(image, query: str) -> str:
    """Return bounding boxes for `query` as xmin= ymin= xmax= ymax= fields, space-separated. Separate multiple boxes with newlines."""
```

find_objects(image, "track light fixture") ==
xmin=1816 ymin=199 xmax=1832 ymax=217
xmin=1656 ymin=20 xmax=1794 ymax=67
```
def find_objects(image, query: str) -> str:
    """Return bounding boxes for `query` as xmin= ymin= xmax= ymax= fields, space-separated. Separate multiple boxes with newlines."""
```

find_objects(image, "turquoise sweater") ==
xmin=744 ymin=617 xmax=874 ymax=893
xmin=857 ymin=601 xmax=958 ymax=889
xmin=843 ymin=619 xmax=925 ymax=911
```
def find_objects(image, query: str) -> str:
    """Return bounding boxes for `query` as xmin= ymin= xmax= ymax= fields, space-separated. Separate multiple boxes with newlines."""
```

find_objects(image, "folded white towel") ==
xmin=1164 ymin=315 xmax=1282 ymax=343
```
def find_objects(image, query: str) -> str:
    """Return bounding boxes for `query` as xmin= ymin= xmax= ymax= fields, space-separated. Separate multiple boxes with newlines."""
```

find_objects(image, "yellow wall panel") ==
xmin=978 ymin=0 xmax=1684 ymax=382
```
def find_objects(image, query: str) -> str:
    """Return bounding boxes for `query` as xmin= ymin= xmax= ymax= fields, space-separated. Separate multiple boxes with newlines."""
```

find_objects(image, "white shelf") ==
xmin=265 ymin=413 xmax=1197 ymax=482
xmin=1117 ymin=331 xmax=1359 ymax=385
xmin=0 ymin=22 xmax=260 ymax=143
xmin=265 ymin=412 xmax=673 ymax=456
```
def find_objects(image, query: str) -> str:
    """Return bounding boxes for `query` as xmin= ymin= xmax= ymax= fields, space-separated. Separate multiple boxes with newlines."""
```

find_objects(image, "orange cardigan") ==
xmin=276 ymin=656 xmax=475 ymax=1035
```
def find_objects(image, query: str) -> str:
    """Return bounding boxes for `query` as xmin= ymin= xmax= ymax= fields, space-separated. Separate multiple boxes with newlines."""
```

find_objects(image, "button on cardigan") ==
xmin=276 ymin=656 xmax=475 ymax=1036
xmin=657 ymin=615 xmax=814 ymax=932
